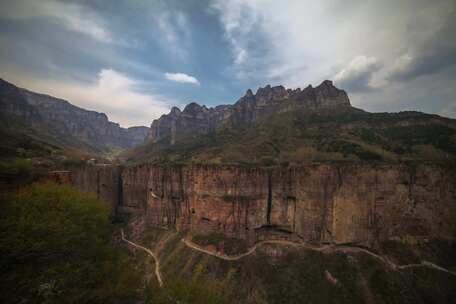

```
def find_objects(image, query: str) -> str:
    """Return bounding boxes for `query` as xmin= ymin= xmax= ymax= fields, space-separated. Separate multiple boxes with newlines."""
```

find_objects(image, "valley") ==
xmin=1 ymin=78 xmax=456 ymax=303
xmin=2 ymin=1 xmax=455 ymax=302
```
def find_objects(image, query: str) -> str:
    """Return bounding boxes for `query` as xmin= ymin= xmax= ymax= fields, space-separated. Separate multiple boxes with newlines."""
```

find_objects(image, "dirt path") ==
xmin=182 ymin=238 xmax=456 ymax=276
xmin=397 ymin=261 xmax=456 ymax=275
xmin=121 ymin=229 xmax=163 ymax=287
xmin=182 ymin=238 xmax=322 ymax=261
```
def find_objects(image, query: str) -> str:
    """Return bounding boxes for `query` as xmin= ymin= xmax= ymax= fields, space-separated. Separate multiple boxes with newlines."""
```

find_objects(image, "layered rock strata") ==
xmin=115 ymin=163 xmax=456 ymax=246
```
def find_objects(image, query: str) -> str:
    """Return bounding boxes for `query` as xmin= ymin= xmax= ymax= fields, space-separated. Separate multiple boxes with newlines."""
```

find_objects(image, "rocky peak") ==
xmin=312 ymin=80 xmax=350 ymax=106
xmin=183 ymin=102 xmax=205 ymax=114
xmin=245 ymin=89 xmax=254 ymax=98
xmin=255 ymin=84 xmax=289 ymax=102
xmin=315 ymin=80 xmax=338 ymax=95
xmin=147 ymin=80 xmax=352 ymax=144
xmin=170 ymin=106 xmax=181 ymax=116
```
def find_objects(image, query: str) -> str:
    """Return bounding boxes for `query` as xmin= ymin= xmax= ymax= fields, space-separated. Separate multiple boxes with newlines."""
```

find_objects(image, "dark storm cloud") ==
xmin=390 ymin=10 xmax=456 ymax=81
xmin=333 ymin=56 xmax=382 ymax=93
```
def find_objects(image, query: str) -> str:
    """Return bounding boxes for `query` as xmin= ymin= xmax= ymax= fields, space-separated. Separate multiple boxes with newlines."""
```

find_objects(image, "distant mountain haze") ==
xmin=0 ymin=78 xmax=149 ymax=154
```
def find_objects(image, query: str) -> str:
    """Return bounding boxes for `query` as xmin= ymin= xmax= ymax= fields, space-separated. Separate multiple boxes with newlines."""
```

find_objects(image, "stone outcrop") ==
xmin=0 ymin=78 xmax=149 ymax=151
xmin=147 ymin=80 xmax=352 ymax=144
xmin=66 ymin=163 xmax=456 ymax=247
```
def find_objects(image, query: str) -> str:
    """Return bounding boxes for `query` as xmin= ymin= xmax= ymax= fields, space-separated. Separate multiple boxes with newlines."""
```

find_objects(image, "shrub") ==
xmin=0 ymin=183 xmax=142 ymax=303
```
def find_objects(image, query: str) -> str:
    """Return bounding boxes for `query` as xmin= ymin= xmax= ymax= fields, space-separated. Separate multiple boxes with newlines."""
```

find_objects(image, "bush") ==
xmin=0 ymin=183 xmax=142 ymax=303
xmin=146 ymin=277 xmax=229 ymax=304
xmin=0 ymin=158 xmax=33 ymax=175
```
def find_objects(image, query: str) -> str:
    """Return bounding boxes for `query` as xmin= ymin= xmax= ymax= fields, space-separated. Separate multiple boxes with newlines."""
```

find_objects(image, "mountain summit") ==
xmin=147 ymin=80 xmax=352 ymax=145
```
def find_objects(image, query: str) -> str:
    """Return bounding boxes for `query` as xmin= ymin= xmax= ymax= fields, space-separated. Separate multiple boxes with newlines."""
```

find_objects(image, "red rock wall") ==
xmin=120 ymin=164 xmax=456 ymax=246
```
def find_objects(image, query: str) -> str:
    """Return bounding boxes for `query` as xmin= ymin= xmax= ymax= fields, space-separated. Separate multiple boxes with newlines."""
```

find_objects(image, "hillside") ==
xmin=0 ymin=78 xmax=149 ymax=157
xmin=122 ymin=227 xmax=456 ymax=304
xmin=126 ymin=81 xmax=456 ymax=165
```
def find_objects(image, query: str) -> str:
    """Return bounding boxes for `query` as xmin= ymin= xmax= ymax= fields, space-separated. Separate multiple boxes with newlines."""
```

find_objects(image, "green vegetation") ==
xmin=128 ymin=109 xmax=456 ymax=165
xmin=378 ymin=240 xmax=421 ymax=265
xmin=0 ymin=158 xmax=34 ymax=175
xmin=0 ymin=115 xmax=68 ymax=161
xmin=0 ymin=183 xmax=143 ymax=303
xmin=192 ymin=232 xmax=249 ymax=255
xmin=377 ymin=239 xmax=456 ymax=272
xmin=145 ymin=277 xmax=229 ymax=304
xmin=137 ymin=229 xmax=456 ymax=304
xmin=0 ymin=158 xmax=47 ymax=187
xmin=0 ymin=114 xmax=112 ymax=167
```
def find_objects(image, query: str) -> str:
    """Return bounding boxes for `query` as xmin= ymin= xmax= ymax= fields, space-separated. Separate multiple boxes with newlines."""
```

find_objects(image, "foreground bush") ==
xmin=0 ymin=183 xmax=142 ymax=303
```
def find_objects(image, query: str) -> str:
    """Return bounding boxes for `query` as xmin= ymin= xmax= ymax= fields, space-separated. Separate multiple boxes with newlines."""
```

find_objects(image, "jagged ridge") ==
xmin=131 ymin=80 xmax=456 ymax=165
xmin=147 ymin=80 xmax=351 ymax=145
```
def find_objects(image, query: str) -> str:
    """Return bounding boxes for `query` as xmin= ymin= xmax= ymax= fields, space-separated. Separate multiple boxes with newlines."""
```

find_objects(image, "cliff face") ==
xmin=0 ymin=78 xmax=149 ymax=152
xmin=67 ymin=164 xmax=122 ymax=216
xmin=147 ymin=80 xmax=351 ymax=144
xmin=118 ymin=164 xmax=456 ymax=246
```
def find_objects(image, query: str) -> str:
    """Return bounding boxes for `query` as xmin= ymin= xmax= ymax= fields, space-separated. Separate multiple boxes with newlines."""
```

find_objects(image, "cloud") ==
xmin=154 ymin=10 xmax=190 ymax=59
xmin=12 ymin=69 xmax=175 ymax=127
xmin=210 ymin=0 xmax=455 ymax=89
xmin=210 ymin=0 xmax=260 ymax=67
xmin=334 ymin=56 xmax=381 ymax=92
xmin=165 ymin=72 xmax=200 ymax=85
xmin=0 ymin=0 xmax=112 ymax=43
xmin=210 ymin=0 xmax=342 ymax=84
xmin=388 ymin=11 xmax=456 ymax=81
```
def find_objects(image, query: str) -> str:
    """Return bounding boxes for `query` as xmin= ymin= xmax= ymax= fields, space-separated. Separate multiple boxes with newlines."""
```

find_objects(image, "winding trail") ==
xmin=182 ymin=238 xmax=456 ymax=276
xmin=182 ymin=238 xmax=306 ymax=261
xmin=121 ymin=229 xmax=163 ymax=287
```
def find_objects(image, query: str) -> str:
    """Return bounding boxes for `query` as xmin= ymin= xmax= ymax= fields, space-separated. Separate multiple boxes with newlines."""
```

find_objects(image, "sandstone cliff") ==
xmin=119 ymin=164 xmax=456 ymax=246
xmin=0 ymin=78 xmax=149 ymax=152
xmin=67 ymin=163 xmax=456 ymax=248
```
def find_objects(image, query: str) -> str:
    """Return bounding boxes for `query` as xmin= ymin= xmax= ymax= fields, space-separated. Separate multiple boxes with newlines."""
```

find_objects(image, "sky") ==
xmin=0 ymin=0 xmax=455 ymax=127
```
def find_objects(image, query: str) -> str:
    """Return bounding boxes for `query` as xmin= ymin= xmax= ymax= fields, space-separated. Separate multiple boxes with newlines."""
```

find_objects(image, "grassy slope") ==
xmin=134 ymin=228 xmax=456 ymax=304
xmin=127 ymin=110 xmax=456 ymax=165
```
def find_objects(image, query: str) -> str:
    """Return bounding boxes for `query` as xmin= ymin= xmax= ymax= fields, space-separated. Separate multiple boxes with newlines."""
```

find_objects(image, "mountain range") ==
xmin=0 ymin=78 xmax=149 ymax=160
xmin=129 ymin=80 xmax=456 ymax=164
xmin=1 ymin=78 xmax=456 ymax=165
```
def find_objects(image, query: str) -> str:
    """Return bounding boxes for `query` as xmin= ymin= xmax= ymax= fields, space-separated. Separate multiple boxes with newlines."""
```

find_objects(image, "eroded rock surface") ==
xmin=118 ymin=164 xmax=456 ymax=246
